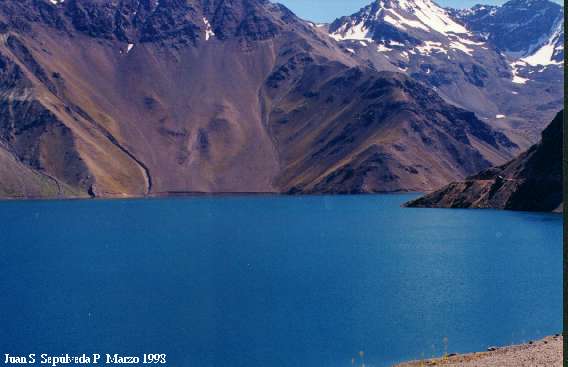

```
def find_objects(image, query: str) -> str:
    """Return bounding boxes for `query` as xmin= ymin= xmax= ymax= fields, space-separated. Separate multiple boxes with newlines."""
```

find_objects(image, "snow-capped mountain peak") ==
xmin=328 ymin=0 xmax=563 ymax=138
xmin=386 ymin=0 xmax=468 ymax=34
xmin=330 ymin=0 xmax=468 ymax=43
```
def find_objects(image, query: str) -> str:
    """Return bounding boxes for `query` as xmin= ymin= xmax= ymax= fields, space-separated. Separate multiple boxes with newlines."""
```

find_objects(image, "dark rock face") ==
xmin=406 ymin=111 xmax=563 ymax=212
xmin=0 ymin=0 xmax=283 ymax=44
xmin=207 ymin=0 xmax=280 ymax=41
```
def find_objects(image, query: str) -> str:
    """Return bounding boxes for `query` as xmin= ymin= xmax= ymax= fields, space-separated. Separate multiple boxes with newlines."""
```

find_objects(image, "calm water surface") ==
xmin=0 ymin=194 xmax=562 ymax=367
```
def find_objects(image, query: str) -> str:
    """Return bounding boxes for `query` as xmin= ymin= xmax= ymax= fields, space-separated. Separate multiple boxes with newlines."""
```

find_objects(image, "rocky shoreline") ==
xmin=394 ymin=335 xmax=563 ymax=367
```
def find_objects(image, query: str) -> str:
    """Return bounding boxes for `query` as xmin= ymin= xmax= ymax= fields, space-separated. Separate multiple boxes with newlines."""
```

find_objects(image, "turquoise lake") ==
xmin=0 ymin=194 xmax=562 ymax=367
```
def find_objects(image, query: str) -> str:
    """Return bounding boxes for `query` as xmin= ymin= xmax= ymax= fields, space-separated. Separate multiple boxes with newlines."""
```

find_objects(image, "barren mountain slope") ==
xmin=0 ymin=0 xmax=519 ymax=198
xmin=264 ymin=64 xmax=517 ymax=193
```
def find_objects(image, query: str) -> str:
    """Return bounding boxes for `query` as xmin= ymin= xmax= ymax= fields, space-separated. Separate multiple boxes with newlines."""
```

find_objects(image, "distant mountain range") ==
xmin=450 ymin=0 xmax=563 ymax=62
xmin=406 ymin=110 xmax=563 ymax=212
xmin=0 ymin=0 xmax=561 ymax=199
xmin=329 ymin=0 xmax=563 ymax=144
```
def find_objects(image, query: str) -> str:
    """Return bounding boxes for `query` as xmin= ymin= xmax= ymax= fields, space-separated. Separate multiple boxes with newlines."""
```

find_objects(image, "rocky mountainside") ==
xmin=405 ymin=110 xmax=563 ymax=212
xmin=329 ymin=0 xmax=563 ymax=144
xmin=450 ymin=0 xmax=564 ymax=63
xmin=0 ymin=0 xmax=519 ymax=198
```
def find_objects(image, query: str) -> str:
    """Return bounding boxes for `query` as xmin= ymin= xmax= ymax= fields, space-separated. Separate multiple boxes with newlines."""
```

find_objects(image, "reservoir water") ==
xmin=0 ymin=194 xmax=562 ymax=367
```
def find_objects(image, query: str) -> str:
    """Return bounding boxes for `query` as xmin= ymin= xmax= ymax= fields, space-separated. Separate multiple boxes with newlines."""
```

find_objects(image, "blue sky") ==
xmin=278 ymin=0 xmax=563 ymax=23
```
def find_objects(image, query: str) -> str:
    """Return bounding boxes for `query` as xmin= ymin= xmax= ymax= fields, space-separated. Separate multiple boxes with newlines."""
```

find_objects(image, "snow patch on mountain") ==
xmin=330 ymin=21 xmax=372 ymax=41
xmin=416 ymin=41 xmax=446 ymax=54
xmin=407 ymin=0 xmax=468 ymax=35
xmin=449 ymin=41 xmax=473 ymax=55
xmin=523 ymin=43 xmax=562 ymax=66
xmin=384 ymin=11 xmax=429 ymax=32
xmin=203 ymin=17 xmax=215 ymax=41
xmin=454 ymin=36 xmax=484 ymax=46
xmin=520 ymin=17 xmax=563 ymax=66
xmin=510 ymin=61 xmax=529 ymax=84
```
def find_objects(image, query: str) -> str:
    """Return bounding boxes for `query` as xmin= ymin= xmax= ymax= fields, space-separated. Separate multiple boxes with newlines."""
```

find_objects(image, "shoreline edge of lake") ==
xmin=394 ymin=335 xmax=562 ymax=367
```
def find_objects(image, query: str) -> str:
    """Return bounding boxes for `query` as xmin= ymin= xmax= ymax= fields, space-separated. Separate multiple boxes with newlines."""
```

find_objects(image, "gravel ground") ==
xmin=395 ymin=335 xmax=563 ymax=367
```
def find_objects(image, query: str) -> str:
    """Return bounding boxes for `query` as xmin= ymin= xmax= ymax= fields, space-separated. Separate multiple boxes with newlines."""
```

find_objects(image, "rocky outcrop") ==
xmin=405 ymin=111 xmax=563 ymax=212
